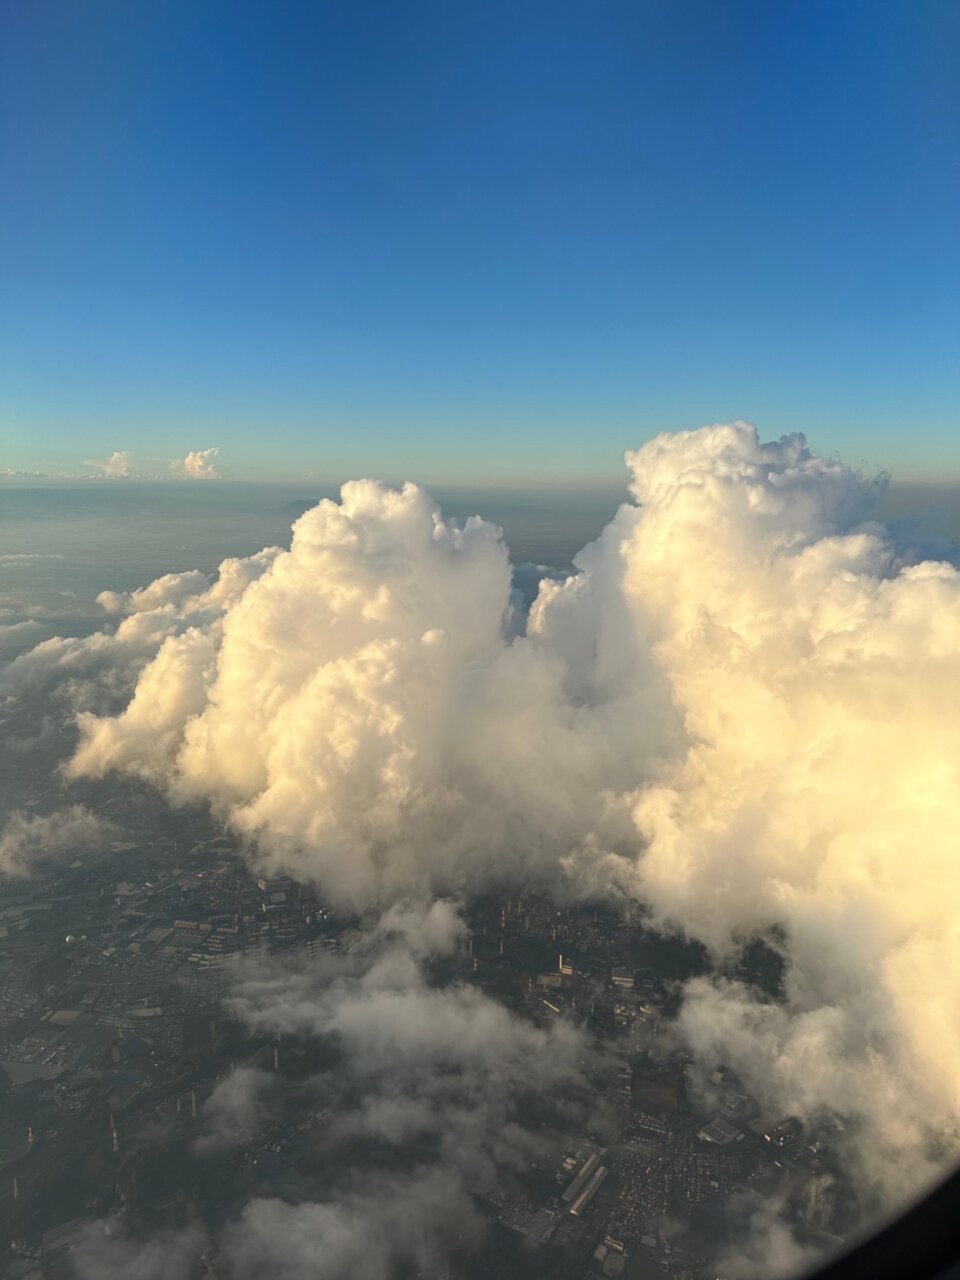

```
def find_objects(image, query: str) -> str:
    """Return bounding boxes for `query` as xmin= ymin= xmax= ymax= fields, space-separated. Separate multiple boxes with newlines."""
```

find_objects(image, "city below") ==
xmin=0 ymin=780 xmax=851 ymax=1280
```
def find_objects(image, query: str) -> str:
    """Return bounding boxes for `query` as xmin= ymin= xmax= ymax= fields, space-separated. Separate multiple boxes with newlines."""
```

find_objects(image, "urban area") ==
xmin=0 ymin=779 xmax=851 ymax=1280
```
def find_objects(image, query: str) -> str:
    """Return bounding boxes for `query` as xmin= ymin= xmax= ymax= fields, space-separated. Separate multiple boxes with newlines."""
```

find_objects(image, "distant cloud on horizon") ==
xmin=82 ymin=449 xmax=135 ymax=477
xmin=8 ymin=446 xmax=227 ymax=481
xmin=171 ymin=447 xmax=220 ymax=480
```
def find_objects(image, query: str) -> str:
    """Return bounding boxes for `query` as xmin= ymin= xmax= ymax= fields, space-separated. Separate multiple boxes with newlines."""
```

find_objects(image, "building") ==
xmin=568 ymin=1164 xmax=607 ymax=1216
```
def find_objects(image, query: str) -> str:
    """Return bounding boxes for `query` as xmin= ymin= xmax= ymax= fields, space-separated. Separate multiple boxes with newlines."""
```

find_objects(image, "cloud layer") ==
xmin=6 ymin=422 xmax=960 ymax=1256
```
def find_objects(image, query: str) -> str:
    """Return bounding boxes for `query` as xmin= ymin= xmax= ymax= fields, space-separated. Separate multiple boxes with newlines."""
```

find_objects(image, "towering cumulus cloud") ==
xmin=610 ymin=426 xmax=960 ymax=1201
xmin=64 ymin=477 xmax=676 ymax=901
xmin=70 ymin=480 xmax=521 ymax=902
xmin=529 ymin=424 xmax=959 ymax=1206
xmin=16 ymin=423 xmax=957 ymax=1255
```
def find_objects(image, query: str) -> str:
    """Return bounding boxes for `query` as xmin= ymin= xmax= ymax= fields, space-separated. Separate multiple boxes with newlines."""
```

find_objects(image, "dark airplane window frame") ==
xmin=806 ymin=1167 xmax=960 ymax=1280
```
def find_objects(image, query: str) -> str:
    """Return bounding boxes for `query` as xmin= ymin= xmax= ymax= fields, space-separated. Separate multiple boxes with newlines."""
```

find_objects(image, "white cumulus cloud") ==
xmin=171 ymin=447 xmax=220 ymax=479
xmin=83 ymin=450 xmax=135 ymax=477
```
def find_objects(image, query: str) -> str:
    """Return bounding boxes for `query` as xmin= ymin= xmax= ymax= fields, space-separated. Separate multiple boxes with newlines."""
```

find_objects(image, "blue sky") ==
xmin=1 ymin=0 xmax=957 ymax=483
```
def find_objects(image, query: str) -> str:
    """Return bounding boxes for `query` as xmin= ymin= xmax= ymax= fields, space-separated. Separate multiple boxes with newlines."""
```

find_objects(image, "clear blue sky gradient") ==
xmin=2 ymin=0 xmax=957 ymax=482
